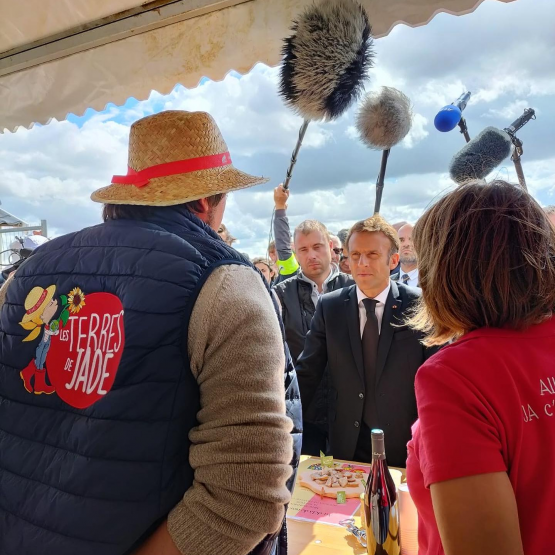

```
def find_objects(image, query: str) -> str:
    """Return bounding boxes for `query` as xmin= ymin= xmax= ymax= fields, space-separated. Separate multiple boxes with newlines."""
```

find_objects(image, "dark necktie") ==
xmin=401 ymin=273 xmax=410 ymax=285
xmin=361 ymin=298 xmax=380 ymax=429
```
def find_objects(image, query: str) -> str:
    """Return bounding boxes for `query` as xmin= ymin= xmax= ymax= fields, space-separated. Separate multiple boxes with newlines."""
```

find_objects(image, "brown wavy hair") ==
xmin=346 ymin=214 xmax=400 ymax=257
xmin=408 ymin=180 xmax=555 ymax=346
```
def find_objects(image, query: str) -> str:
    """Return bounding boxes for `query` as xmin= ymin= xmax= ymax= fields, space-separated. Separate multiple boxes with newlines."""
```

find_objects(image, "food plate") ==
xmin=300 ymin=465 xmax=367 ymax=499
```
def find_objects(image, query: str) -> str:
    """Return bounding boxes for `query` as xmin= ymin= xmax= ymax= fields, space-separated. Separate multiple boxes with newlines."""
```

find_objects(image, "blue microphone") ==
xmin=434 ymin=92 xmax=472 ymax=132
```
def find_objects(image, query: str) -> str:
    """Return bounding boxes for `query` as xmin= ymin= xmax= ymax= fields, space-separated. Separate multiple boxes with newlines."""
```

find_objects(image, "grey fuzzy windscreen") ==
xmin=449 ymin=127 xmax=513 ymax=183
xmin=279 ymin=0 xmax=374 ymax=122
xmin=356 ymin=87 xmax=413 ymax=150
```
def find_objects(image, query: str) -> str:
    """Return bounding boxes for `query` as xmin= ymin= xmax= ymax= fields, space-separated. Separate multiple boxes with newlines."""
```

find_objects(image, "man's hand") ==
xmin=274 ymin=184 xmax=289 ymax=210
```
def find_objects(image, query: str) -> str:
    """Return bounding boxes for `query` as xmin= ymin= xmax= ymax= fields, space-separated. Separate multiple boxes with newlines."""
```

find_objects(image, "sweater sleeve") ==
xmin=167 ymin=264 xmax=293 ymax=555
xmin=274 ymin=209 xmax=299 ymax=276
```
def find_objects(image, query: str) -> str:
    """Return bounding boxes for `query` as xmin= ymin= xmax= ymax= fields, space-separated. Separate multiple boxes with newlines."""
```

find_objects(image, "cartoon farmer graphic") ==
xmin=19 ymin=285 xmax=60 ymax=394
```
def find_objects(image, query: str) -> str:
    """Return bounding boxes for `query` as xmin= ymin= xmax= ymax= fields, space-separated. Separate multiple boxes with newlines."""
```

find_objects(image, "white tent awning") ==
xmin=0 ymin=206 xmax=27 ymax=227
xmin=0 ymin=0 xmax=515 ymax=132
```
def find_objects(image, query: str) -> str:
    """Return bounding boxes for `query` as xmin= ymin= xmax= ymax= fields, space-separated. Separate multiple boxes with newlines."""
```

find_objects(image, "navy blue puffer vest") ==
xmin=0 ymin=207 xmax=301 ymax=555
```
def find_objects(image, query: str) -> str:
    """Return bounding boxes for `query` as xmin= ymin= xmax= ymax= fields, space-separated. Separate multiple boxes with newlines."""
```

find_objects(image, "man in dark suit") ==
xmin=274 ymin=216 xmax=353 ymax=456
xmin=296 ymin=216 xmax=437 ymax=468
xmin=391 ymin=223 xmax=419 ymax=287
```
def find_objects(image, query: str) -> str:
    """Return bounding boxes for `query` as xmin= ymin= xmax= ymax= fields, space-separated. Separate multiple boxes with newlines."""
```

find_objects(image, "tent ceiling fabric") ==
xmin=0 ymin=0 xmax=146 ymax=53
xmin=0 ymin=0 xmax=515 ymax=133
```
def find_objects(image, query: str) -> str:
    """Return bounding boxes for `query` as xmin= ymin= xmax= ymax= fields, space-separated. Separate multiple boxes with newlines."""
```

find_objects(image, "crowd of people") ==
xmin=0 ymin=109 xmax=554 ymax=555
xmin=219 ymin=184 xmax=429 ymax=466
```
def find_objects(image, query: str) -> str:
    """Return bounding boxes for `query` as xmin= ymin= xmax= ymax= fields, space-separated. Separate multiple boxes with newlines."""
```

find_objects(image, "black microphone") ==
xmin=504 ymin=108 xmax=536 ymax=137
xmin=503 ymin=108 xmax=536 ymax=191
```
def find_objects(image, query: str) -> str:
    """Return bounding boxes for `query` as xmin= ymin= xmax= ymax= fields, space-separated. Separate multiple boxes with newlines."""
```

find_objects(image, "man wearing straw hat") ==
xmin=0 ymin=111 xmax=299 ymax=555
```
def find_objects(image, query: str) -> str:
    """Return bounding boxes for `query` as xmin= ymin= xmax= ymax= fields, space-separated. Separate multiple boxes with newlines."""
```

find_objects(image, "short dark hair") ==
xmin=102 ymin=193 xmax=225 ymax=222
xmin=409 ymin=180 xmax=555 ymax=345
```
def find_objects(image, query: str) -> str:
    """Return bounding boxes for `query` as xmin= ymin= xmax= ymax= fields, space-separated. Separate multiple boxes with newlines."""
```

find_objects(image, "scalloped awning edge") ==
xmin=0 ymin=0 xmax=516 ymax=133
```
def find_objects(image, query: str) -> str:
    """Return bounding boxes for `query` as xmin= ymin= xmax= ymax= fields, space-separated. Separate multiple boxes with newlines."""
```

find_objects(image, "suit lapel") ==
xmin=376 ymin=281 xmax=403 ymax=385
xmin=346 ymin=286 xmax=365 ymax=384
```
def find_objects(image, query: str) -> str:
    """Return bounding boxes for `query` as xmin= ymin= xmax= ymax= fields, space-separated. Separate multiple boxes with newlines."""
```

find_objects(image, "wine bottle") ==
xmin=364 ymin=429 xmax=400 ymax=555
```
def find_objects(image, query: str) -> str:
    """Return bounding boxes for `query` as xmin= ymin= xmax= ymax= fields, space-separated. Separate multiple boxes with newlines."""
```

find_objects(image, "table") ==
xmin=288 ymin=517 xmax=367 ymax=555
xmin=287 ymin=457 xmax=406 ymax=555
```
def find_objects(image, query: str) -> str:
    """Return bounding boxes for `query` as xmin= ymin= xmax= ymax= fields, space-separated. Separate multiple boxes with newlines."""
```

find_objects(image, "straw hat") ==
xmin=21 ymin=285 xmax=56 ymax=324
xmin=91 ymin=111 xmax=269 ymax=206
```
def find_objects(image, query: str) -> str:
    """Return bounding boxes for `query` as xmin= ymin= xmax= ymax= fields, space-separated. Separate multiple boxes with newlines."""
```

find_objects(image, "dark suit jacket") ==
xmin=296 ymin=281 xmax=438 ymax=468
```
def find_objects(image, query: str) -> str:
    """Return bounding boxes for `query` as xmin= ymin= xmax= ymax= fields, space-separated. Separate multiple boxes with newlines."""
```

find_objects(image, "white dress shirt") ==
xmin=357 ymin=282 xmax=391 ymax=338
xmin=399 ymin=267 xmax=419 ymax=288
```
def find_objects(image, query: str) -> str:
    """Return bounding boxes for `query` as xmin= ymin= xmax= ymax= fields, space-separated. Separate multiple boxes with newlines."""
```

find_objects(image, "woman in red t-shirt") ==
xmin=406 ymin=180 xmax=555 ymax=555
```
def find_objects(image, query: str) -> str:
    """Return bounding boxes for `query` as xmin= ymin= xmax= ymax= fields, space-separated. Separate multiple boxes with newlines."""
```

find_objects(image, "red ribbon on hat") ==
xmin=112 ymin=152 xmax=232 ymax=188
xmin=27 ymin=289 xmax=48 ymax=315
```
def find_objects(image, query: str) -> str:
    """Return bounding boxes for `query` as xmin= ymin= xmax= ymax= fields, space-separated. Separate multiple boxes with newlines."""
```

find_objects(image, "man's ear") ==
xmin=389 ymin=252 xmax=400 ymax=270
xmin=195 ymin=197 xmax=210 ymax=215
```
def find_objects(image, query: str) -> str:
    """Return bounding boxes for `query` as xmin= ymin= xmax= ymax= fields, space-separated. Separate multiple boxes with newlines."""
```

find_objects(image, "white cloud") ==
xmin=483 ymin=99 xmax=533 ymax=120
xmin=401 ymin=113 xmax=429 ymax=149
xmin=345 ymin=126 xmax=358 ymax=140
xmin=150 ymin=65 xmax=333 ymax=156
xmin=0 ymin=0 xmax=554 ymax=261
xmin=411 ymin=80 xmax=469 ymax=109
xmin=487 ymin=156 xmax=555 ymax=199
xmin=0 ymin=118 xmax=128 ymax=234
xmin=227 ymin=171 xmax=454 ymax=257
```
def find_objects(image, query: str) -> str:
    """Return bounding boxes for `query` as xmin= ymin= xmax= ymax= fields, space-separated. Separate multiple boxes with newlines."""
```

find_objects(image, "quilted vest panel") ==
xmin=0 ymin=208 xmax=253 ymax=555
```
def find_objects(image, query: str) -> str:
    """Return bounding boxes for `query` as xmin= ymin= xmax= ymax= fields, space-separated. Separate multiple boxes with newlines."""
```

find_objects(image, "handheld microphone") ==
xmin=434 ymin=91 xmax=472 ymax=133
xmin=449 ymin=126 xmax=512 ymax=183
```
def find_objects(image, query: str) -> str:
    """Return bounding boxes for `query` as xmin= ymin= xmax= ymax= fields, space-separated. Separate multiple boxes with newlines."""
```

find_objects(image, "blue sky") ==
xmin=66 ymin=77 xmax=216 ymax=128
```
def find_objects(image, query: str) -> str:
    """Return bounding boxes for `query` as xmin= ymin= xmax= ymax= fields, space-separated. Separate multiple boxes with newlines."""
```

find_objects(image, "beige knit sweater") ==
xmin=167 ymin=264 xmax=294 ymax=554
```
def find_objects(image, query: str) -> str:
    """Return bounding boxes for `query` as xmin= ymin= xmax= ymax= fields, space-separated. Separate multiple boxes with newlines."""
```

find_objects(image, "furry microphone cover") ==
xmin=279 ymin=0 xmax=374 ymax=121
xmin=449 ymin=127 xmax=513 ymax=183
xmin=356 ymin=87 xmax=413 ymax=149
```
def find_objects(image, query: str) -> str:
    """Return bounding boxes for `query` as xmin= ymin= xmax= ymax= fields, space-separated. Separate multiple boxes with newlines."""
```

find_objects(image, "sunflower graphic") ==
xmin=67 ymin=287 xmax=86 ymax=314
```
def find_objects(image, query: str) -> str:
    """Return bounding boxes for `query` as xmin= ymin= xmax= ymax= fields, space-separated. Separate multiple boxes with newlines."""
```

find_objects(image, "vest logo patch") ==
xmin=19 ymin=286 xmax=125 ymax=409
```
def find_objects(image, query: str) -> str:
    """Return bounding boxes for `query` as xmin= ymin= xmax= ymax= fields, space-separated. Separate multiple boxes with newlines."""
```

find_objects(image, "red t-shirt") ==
xmin=407 ymin=318 xmax=555 ymax=555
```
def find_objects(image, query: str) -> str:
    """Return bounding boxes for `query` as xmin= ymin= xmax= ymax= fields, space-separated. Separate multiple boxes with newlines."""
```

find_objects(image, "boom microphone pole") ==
xmin=503 ymin=108 xmax=536 ymax=191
